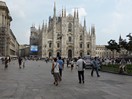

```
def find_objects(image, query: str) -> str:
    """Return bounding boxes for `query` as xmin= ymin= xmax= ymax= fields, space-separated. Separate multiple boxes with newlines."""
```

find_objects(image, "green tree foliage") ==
xmin=119 ymin=38 xmax=127 ymax=49
xmin=126 ymin=33 xmax=132 ymax=53
xmin=105 ymin=39 xmax=120 ymax=52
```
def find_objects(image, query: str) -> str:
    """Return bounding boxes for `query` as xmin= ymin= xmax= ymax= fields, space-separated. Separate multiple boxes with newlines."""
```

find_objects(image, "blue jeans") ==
xmin=91 ymin=67 xmax=100 ymax=77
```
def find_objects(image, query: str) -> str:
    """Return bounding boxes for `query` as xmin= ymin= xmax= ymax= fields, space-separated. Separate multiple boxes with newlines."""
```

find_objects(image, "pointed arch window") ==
xmin=68 ymin=23 xmax=72 ymax=32
xmin=80 ymin=35 xmax=82 ymax=40
xmin=80 ymin=43 xmax=83 ymax=48
xmin=69 ymin=36 xmax=72 ymax=42
xmin=57 ymin=43 xmax=60 ymax=48
xmin=87 ymin=44 xmax=89 ymax=48
xmin=49 ymin=43 xmax=52 ymax=48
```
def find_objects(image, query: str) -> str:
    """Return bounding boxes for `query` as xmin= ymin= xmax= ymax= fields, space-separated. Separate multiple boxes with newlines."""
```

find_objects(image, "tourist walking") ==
xmin=91 ymin=57 xmax=100 ymax=77
xmin=70 ymin=59 xmax=74 ymax=71
xmin=18 ymin=57 xmax=22 ymax=69
xmin=57 ymin=57 xmax=64 ymax=80
xmin=52 ymin=58 xmax=61 ymax=86
xmin=67 ymin=58 xmax=69 ymax=67
xmin=76 ymin=57 xmax=85 ymax=84
xmin=23 ymin=58 xmax=26 ymax=68
xmin=4 ymin=57 xmax=8 ymax=69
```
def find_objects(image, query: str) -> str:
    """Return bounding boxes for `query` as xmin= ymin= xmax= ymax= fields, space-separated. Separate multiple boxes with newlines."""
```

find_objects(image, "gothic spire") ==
xmin=62 ymin=7 xmax=64 ymax=17
xmin=64 ymin=8 xmax=66 ymax=17
xmin=84 ymin=18 xmax=86 ymax=27
xmin=119 ymin=34 xmax=122 ymax=44
xmin=53 ymin=1 xmax=56 ymax=17
xmin=42 ymin=21 xmax=44 ymax=31
xmin=91 ymin=25 xmax=95 ymax=36
xmin=74 ymin=8 xmax=76 ymax=18
xmin=77 ymin=8 xmax=79 ymax=18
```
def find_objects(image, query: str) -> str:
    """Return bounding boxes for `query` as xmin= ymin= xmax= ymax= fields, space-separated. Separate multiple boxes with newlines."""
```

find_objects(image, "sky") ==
xmin=2 ymin=0 xmax=132 ymax=45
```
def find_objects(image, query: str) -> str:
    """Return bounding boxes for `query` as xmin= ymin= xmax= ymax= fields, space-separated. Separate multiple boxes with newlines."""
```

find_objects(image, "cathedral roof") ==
xmin=67 ymin=14 xmax=74 ymax=19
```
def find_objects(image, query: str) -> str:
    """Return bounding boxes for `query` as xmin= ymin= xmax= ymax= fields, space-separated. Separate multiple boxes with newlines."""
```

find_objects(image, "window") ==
xmin=80 ymin=35 xmax=82 ymax=40
xmin=57 ymin=43 xmax=60 ymax=48
xmin=69 ymin=36 xmax=72 ymax=42
xmin=49 ymin=43 xmax=52 ymax=48
xmin=87 ymin=44 xmax=89 ymax=48
xmin=80 ymin=43 xmax=82 ymax=48
xmin=68 ymin=23 xmax=72 ymax=32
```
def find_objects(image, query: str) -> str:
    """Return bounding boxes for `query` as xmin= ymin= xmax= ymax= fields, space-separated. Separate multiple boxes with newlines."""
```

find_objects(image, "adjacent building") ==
xmin=19 ymin=44 xmax=30 ymax=57
xmin=0 ymin=1 xmax=19 ymax=57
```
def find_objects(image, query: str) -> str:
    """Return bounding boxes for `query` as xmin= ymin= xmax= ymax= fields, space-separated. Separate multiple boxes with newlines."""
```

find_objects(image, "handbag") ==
xmin=51 ymin=68 xmax=54 ymax=74
xmin=82 ymin=61 xmax=86 ymax=69
xmin=51 ymin=63 xmax=57 ymax=74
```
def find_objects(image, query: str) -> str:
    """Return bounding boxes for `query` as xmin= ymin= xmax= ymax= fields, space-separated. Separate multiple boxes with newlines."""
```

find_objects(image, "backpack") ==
xmin=82 ymin=61 xmax=86 ymax=69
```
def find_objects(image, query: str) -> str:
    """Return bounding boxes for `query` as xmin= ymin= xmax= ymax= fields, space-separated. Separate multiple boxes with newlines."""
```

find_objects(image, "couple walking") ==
xmin=76 ymin=57 xmax=100 ymax=84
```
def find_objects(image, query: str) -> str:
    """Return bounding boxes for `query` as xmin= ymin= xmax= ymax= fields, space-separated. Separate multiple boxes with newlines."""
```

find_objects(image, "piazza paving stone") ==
xmin=0 ymin=60 xmax=132 ymax=99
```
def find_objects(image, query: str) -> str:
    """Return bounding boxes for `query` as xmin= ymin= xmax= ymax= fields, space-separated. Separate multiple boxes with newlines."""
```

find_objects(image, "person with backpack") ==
xmin=91 ymin=57 xmax=100 ymax=77
xmin=52 ymin=58 xmax=61 ymax=86
xmin=76 ymin=57 xmax=85 ymax=84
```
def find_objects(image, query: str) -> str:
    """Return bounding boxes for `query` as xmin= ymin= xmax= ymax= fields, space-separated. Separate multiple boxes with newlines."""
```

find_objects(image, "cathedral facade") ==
xmin=30 ymin=3 xmax=96 ymax=58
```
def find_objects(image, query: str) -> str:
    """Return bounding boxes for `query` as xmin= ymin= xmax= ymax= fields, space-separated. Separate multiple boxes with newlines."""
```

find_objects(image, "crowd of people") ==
xmin=0 ymin=55 xmax=131 ymax=86
xmin=51 ymin=56 xmax=101 ymax=86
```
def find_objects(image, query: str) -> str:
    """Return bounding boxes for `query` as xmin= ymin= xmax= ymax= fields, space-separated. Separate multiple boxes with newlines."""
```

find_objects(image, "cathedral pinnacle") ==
xmin=64 ymin=8 xmax=66 ymax=17
xmin=53 ymin=0 xmax=56 ymax=17
xmin=62 ymin=7 xmax=64 ymax=17
xmin=77 ymin=9 xmax=79 ymax=18
xmin=42 ymin=21 xmax=44 ymax=31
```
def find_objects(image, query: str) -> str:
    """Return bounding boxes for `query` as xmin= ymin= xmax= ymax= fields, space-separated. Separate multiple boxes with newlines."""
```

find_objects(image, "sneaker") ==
xmin=83 ymin=81 xmax=85 ymax=84
xmin=97 ymin=75 xmax=100 ymax=77
xmin=55 ymin=83 xmax=58 ymax=86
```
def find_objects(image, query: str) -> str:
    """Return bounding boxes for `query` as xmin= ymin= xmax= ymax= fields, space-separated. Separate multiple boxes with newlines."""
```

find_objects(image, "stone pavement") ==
xmin=0 ymin=60 xmax=132 ymax=99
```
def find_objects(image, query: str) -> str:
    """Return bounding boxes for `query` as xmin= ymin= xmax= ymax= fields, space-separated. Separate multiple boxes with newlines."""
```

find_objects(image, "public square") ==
xmin=0 ymin=60 xmax=132 ymax=99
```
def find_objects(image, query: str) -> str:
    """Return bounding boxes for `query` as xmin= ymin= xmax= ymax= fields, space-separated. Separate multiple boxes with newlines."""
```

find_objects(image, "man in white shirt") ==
xmin=76 ymin=57 xmax=85 ymax=84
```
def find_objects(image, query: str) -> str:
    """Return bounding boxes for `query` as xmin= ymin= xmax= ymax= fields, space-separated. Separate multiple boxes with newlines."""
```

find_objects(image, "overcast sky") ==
xmin=2 ymin=0 xmax=132 ymax=45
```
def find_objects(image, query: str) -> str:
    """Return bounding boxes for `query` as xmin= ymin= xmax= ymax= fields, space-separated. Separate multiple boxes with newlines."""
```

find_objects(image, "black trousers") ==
xmin=78 ymin=71 xmax=84 ymax=83
xmin=59 ymin=69 xmax=62 ymax=77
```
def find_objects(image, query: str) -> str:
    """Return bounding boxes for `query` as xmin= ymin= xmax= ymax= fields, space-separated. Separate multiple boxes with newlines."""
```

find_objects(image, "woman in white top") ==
xmin=52 ymin=58 xmax=60 ymax=86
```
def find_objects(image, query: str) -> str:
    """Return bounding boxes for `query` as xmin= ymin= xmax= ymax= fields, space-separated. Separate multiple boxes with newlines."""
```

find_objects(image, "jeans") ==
xmin=78 ymin=71 xmax=84 ymax=83
xmin=91 ymin=67 xmax=100 ymax=77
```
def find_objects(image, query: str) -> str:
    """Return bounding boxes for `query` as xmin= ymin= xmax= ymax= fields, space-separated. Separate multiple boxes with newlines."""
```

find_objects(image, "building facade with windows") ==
xmin=30 ymin=3 xmax=96 ymax=58
xmin=96 ymin=45 xmax=128 ymax=59
xmin=0 ymin=1 xmax=19 ymax=57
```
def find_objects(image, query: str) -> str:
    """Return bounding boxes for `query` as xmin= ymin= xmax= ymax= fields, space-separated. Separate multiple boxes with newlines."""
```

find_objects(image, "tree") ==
xmin=119 ymin=39 xmax=127 ymax=49
xmin=105 ymin=39 xmax=120 ymax=58
xmin=126 ymin=33 xmax=132 ymax=54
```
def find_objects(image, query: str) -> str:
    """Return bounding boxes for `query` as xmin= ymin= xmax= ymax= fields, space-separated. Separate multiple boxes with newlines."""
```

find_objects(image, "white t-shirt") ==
xmin=53 ymin=62 xmax=59 ymax=73
xmin=76 ymin=59 xmax=84 ymax=71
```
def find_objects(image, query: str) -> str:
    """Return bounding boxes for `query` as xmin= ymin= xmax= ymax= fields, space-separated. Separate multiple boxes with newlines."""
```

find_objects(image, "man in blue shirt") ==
xmin=91 ymin=57 xmax=100 ymax=77
xmin=57 ymin=57 xmax=64 ymax=80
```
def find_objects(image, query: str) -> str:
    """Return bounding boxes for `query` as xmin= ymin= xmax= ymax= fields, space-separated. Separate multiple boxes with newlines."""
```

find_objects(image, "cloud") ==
xmin=7 ymin=0 xmax=27 ymax=19
xmin=78 ymin=8 xmax=87 ymax=18
xmin=71 ymin=7 xmax=87 ymax=21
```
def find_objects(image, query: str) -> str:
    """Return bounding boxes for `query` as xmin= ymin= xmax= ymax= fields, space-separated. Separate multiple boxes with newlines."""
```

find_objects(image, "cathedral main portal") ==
xmin=68 ymin=49 xmax=72 ymax=59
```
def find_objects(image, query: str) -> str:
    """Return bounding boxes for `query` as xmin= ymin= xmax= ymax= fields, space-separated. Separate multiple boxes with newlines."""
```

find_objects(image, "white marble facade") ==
xmin=30 ymin=3 xmax=96 ymax=58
